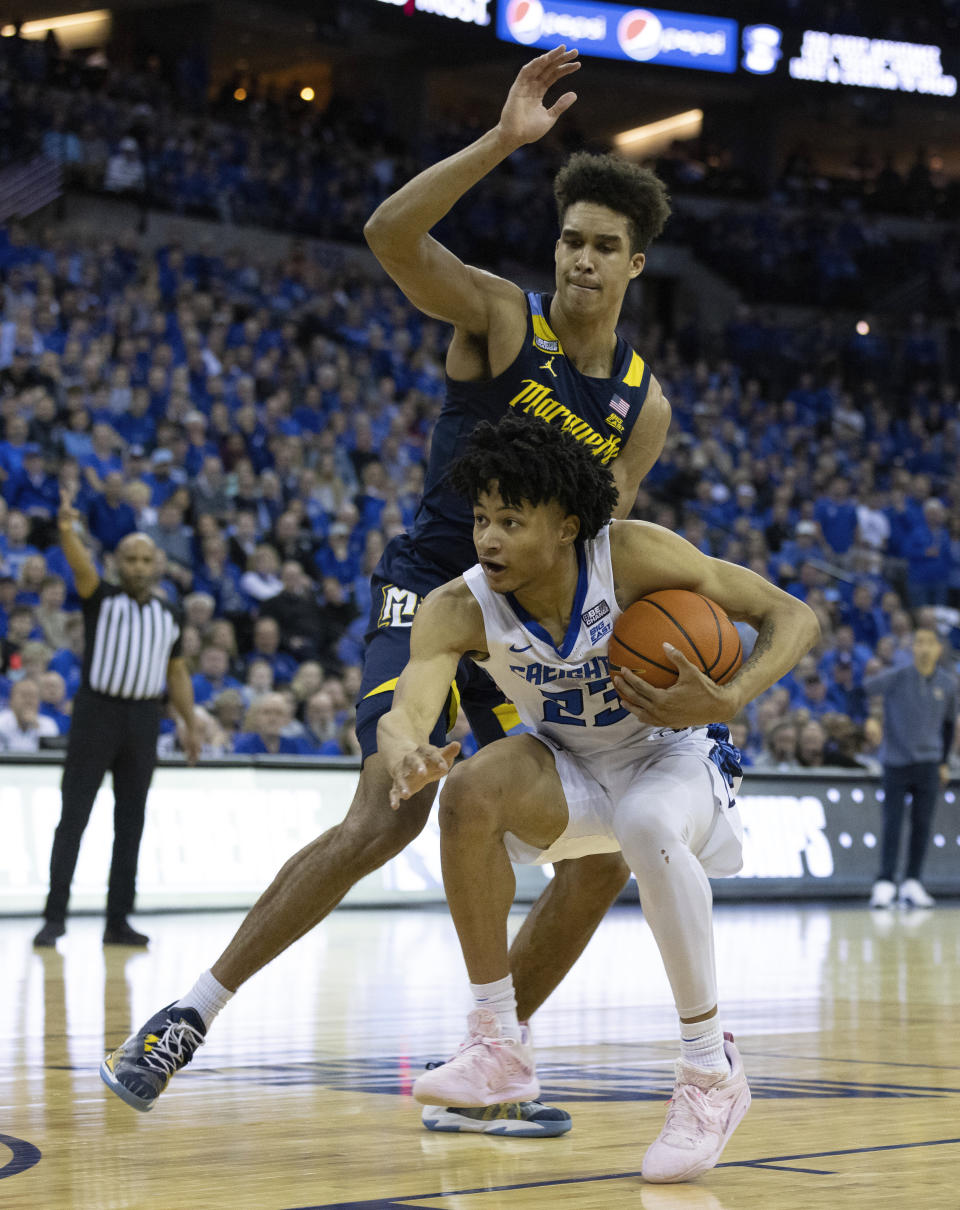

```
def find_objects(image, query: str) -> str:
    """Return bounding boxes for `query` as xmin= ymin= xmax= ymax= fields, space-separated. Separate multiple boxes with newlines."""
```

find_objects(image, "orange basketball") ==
xmin=608 ymin=589 xmax=742 ymax=689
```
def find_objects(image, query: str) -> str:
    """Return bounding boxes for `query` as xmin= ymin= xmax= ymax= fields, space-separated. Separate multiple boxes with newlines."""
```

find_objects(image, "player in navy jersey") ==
xmin=381 ymin=415 xmax=820 ymax=1180
xmin=101 ymin=47 xmax=672 ymax=1133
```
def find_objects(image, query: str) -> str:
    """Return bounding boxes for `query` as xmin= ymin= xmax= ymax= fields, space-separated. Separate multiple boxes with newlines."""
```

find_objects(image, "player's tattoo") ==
xmin=746 ymin=618 xmax=776 ymax=665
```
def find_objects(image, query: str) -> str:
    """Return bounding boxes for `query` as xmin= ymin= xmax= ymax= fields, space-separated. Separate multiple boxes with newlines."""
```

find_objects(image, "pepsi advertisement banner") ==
xmin=497 ymin=1 xmax=738 ymax=73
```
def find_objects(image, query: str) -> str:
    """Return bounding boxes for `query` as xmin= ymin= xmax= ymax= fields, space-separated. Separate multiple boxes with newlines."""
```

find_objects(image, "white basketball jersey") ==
xmin=463 ymin=525 xmax=684 ymax=756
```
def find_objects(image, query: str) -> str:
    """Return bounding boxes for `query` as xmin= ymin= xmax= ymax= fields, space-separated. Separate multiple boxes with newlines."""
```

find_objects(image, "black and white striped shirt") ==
xmin=81 ymin=584 xmax=183 ymax=700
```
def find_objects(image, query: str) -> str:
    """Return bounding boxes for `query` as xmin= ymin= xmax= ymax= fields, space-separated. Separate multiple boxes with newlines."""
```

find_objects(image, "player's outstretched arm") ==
xmin=363 ymin=46 xmax=580 ymax=331
xmin=378 ymin=582 xmax=487 ymax=809
xmin=609 ymin=521 xmax=821 ymax=727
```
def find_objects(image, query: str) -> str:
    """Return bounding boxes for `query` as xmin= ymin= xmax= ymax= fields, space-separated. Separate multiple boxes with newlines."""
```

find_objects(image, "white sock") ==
xmin=469 ymin=974 xmax=521 ymax=1042
xmin=680 ymin=1013 xmax=728 ymax=1073
xmin=175 ymin=970 xmax=234 ymax=1032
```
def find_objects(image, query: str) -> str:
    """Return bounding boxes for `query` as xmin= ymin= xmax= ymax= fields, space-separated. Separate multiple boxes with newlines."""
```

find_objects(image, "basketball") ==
xmin=608 ymin=590 xmax=742 ymax=689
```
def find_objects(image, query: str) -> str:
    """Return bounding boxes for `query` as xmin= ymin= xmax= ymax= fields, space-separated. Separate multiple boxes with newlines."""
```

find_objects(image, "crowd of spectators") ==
xmin=1 ymin=212 xmax=960 ymax=771
xmin=0 ymin=214 xmax=445 ymax=758
xmin=2 ymin=15 xmax=960 ymax=769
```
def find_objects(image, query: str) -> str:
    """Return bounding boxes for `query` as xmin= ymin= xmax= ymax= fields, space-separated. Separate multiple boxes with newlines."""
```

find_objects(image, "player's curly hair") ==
xmin=447 ymin=414 xmax=618 ymax=541
xmin=554 ymin=152 xmax=671 ymax=255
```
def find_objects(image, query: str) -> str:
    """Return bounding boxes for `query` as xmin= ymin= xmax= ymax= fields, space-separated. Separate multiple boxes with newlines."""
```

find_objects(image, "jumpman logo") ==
xmin=539 ymin=356 xmax=558 ymax=377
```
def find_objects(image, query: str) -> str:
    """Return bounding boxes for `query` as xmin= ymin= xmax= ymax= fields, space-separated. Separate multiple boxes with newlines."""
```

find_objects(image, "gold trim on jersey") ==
xmin=622 ymin=350 xmax=647 ymax=387
xmin=532 ymin=314 xmax=563 ymax=354
xmin=363 ymin=676 xmax=460 ymax=734
xmin=492 ymin=701 xmax=523 ymax=734
xmin=362 ymin=677 xmax=400 ymax=699
xmin=447 ymin=680 xmax=460 ymax=732
xmin=533 ymin=312 xmax=646 ymax=390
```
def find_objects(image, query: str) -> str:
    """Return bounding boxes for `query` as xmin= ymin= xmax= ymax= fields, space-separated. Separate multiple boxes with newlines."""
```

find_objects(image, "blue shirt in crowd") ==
xmin=863 ymin=665 xmax=957 ymax=766
xmin=232 ymin=733 xmax=317 ymax=755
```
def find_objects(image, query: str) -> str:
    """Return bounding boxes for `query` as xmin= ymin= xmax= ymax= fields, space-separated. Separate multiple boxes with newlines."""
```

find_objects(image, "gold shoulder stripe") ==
xmin=621 ymin=351 xmax=646 ymax=387
xmin=532 ymin=314 xmax=564 ymax=353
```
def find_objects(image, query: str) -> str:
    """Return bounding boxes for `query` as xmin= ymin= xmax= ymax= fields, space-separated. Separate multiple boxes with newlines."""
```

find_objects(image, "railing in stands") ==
xmin=0 ymin=154 xmax=62 ymax=224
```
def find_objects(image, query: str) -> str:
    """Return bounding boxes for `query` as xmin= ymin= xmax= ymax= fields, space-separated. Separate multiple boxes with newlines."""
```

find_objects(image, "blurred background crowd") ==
xmin=1 ymin=0 xmax=959 ymax=770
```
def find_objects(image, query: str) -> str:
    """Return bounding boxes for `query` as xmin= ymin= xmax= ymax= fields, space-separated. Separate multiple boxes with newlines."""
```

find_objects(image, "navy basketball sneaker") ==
xmin=419 ymin=1022 xmax=571 ymax=1137
xmin=100 ymin=1003 xmax=206 ymax=1111
xmin=421 ymin=1100 xmax=572 ymax=1136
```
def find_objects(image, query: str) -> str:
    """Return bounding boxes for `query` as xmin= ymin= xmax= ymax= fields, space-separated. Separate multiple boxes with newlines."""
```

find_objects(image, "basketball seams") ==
xmin=641 ymin=595 xmax=710 ymax=674
xmin=609 ymin=590 xmax=742 ymax=689
xmin=608 ymin=634 xmax=677 ymax=675
xmin=698 ymin=595 xmax=725 ymax=673
xmin=715 ymin=631 xmax=742 ymax=684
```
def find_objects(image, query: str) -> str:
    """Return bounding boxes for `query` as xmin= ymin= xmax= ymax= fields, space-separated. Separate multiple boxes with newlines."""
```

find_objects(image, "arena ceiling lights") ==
xmin=0 ymin=8 xmax=111 ymax=49
xmin=613 ymin=107 xmax=703 ymax=156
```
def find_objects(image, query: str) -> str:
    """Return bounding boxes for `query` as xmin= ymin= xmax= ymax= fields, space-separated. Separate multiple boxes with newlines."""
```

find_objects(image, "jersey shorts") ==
xmin=354 ymin=570 xmax=525 ymax=763
xmin=503 ymin=726 xmax=745 ymax=878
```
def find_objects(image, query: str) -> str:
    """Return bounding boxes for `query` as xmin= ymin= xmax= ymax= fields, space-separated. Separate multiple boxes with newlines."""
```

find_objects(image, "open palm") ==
xmin=498 ymin=45 xmax=580 ymax=147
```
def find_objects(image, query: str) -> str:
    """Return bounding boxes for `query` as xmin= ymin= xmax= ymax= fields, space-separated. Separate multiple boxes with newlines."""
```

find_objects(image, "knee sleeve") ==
xmin=612 ymin=770 xmax=720 ymax=1019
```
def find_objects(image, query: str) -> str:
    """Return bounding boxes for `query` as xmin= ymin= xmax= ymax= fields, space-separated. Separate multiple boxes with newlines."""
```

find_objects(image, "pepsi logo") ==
xmin=506 ymin=0 xmax=544 ymax=44
xmin=617 ymin=8 xmax=663 ymax=61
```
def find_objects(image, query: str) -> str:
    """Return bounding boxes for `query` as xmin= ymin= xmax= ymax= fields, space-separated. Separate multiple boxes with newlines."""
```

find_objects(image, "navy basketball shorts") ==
xmin=354 ymin=573 xmax=525 ymax=763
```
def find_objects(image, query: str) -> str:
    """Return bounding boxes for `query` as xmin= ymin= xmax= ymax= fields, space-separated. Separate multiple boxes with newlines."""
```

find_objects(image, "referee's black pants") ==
xmin=44 ymin=689 xmax=162 ymax=926
xmin=878 ymin=761 xmax=941 ymax=883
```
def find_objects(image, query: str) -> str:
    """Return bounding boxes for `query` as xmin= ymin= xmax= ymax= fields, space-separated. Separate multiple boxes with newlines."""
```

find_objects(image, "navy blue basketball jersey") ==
xmin=378 ymin=292 xmax=652 ymax=596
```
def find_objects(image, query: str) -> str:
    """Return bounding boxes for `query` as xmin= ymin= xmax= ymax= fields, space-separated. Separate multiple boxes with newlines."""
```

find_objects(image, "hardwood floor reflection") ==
xmin=2 ymin=902 xmax=959 ymax=1209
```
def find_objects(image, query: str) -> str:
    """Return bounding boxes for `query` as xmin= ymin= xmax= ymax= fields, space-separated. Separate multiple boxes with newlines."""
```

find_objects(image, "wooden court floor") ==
xmin=3 ymin=901 xmax=959 ymax=1210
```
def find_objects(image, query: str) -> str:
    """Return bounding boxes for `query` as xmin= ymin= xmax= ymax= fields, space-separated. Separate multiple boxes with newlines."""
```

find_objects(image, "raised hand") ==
xmin=497 ymin=45 xmax=580 ymax=148
xmin=58 ymin=479 xmax=80 ymax=529
xmin=389 ymin=741 xmax=462 ymax=810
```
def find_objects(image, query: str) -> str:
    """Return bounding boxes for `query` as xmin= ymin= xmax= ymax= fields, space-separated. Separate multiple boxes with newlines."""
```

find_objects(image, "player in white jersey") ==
xmin=379 ymin=415 xmax=820 ymax=1183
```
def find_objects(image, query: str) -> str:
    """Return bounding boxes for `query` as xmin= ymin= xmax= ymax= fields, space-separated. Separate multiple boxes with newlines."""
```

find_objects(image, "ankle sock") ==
xmin=469 ymin=974 xmax=521 ymax=1041
xmin=175 ymin=970 xmax=234 ymax=1032
xmin=680 ymin=1013 xmax=728 ymax=1073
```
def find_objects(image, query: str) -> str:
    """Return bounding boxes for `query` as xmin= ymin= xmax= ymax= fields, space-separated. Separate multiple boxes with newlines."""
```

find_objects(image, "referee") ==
xmin=33 ymin=483 xmax=201 ymax=948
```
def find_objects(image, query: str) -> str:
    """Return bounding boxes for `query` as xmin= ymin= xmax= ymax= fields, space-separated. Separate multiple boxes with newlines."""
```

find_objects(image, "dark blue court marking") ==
xmin=285 ymin=1136 xmax=960 ymax=1209
xmin=0 ymin=1133 xmax=42 ymax=1180
xmin=741 ymin=1164 xmax=833 ymax=1174
xmin=164 ymin=1056 xmax=960 ymax=1103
